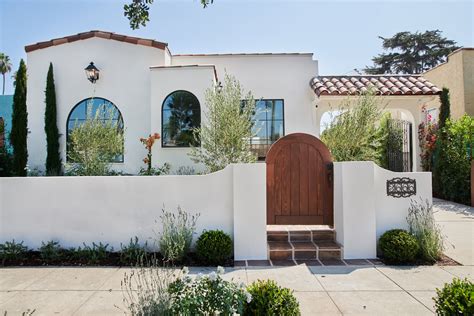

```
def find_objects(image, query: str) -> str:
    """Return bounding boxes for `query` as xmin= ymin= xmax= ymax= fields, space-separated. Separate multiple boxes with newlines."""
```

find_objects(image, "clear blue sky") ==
xmin=1 ymin=0 xmax=473 ymax=95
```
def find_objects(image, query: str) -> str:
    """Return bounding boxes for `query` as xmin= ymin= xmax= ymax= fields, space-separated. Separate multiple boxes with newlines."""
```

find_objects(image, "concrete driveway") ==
xmin=1 ymin=199 xmax=472 ymax=315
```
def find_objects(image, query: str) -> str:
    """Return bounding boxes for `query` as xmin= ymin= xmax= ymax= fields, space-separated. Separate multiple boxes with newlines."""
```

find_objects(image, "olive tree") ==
xmin=66 ymin=106 xmax=124 ymax=176
xmin=189 ymin=74 xmax=257 ymax=173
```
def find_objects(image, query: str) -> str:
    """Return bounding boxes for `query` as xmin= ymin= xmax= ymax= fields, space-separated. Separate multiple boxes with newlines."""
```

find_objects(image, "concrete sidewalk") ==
xmin=1 ymin=264 xmax=472 ymax=315
xmin=0 ymin=199 xmax=472 ymax=315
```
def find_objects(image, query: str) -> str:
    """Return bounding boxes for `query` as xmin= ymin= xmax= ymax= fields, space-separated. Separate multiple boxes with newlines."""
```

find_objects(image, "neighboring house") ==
xmin=423 ymin=48 xmax=474 ymax=121
xmin=0 ymin=95 xmax=13 ymax=151
xmin=25 ymin=31 xmax=441 ymax=174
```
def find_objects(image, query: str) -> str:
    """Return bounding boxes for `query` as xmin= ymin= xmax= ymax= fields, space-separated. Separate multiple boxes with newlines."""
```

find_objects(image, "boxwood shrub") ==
xmin=244 ymin=279 xmax=300 ymax=316
xmin=434 ymin=278 xmax=474 ymax=315
xmin=379 ymin=229 xmax=419 ymax=264
xmin=196 ymin=230 xmax=232 ymax=265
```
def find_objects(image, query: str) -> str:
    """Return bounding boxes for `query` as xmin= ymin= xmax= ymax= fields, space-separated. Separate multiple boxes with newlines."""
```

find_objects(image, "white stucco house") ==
xmin=25 ymin=30 xmax=441 ymax=174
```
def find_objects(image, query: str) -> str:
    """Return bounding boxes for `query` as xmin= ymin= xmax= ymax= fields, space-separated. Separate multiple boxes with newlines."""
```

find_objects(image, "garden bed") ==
xmin=0 ymin=251 xmax=235 ymax=267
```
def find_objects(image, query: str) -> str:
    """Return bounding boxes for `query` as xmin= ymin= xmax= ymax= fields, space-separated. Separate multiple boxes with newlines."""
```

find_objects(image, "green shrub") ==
xmin=434 ymin=278 xmax=474 ymax=315
xmin=159 ymin=206 xmax=199 ymax=263
xmin=407 ymin=199 xmax=444 ymax=263
xmin=196 ymin=230 xmax=233 ymax=265
xmin=120 ymin=237 xmax=148 ymax=265
xmin=168 ymin=266 xmax=249 ymax=315
xmin=245 ymin=279 xmax=300 ymax=316
xmin=0 ymin=239 xmax=28 ymax=263
xmin=379 ymin=229 xmax=419 ymax=264
xmin=39 ymin=240 xmax=62 ymax=262
xmin=433 ymin=115 xmax=473 ymax=205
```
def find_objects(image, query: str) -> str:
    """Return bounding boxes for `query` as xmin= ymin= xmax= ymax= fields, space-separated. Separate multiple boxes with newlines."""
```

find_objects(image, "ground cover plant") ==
xmin=433 ymin=278 xmax=474 ymax=315
xmin=196 ymin=230 xmax=233 ymax=266
xmin=0 ymin=239 xmax=28 ymax=264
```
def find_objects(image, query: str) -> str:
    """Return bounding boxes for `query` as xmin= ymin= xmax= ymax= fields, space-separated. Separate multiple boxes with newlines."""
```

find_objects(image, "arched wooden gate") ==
xmin=266 ymin=133 xmax=333 ymax=225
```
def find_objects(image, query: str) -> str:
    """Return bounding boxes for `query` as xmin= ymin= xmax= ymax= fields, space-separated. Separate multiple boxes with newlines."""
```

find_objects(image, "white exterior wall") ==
xmin=334 ymin=161 xmax=432 ymax=259
xmin=0 ymin=164 xmax=268 ymax=260
xmin=26 ymin=37 xmax=166 ymax=174
xmin=150 ymin=66 xmax=216 ymax=173
xmin=173 ymin=54 xmax=319 ymax=136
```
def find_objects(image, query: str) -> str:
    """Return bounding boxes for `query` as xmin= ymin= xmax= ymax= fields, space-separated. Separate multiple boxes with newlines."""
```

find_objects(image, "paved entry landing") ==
xmin=267 ymin=225 xmax=343 ymax=265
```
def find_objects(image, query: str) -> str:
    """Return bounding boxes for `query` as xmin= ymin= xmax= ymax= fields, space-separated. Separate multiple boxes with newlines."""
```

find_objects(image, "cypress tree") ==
xmin=438 ymin=88 xmax=451 ymax=130
xmin=432 ymin=87 xmax=451 ymax=197
xmin=44 ymin=63 xmax=61 ymax=175
xmin=10 ymin=59 xmax=28 ymax=176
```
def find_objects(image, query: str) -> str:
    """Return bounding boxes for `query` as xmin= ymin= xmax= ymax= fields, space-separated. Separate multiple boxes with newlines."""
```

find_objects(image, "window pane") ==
xmin=268 ymin=120 xmax=284 ymax=142
xmin=272 ymin=100 xmax=284 ymax=120
xmin=248 ymin=99 xmax=284 ymax=158
xmin=162 ymin=91 xmax=201 ymax=147
xmin=255 ymin=100 xmax=268 ymax=120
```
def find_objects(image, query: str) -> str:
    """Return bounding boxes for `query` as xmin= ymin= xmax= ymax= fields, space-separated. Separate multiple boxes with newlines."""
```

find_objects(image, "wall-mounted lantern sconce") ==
xmin=85 ymin=62 xmax=100 ymax=83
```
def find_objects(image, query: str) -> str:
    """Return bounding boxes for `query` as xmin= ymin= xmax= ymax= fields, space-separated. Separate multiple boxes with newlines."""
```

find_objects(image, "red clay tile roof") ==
xmin=311 ymin=75 xmax=441 ymax=97
xmin=25 ymin=30 xmax=168 ymax=53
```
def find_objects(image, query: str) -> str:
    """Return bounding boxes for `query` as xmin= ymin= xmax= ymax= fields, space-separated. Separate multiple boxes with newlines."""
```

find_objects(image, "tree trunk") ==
xmin=2 ymin=73 xmax=5 ymax=95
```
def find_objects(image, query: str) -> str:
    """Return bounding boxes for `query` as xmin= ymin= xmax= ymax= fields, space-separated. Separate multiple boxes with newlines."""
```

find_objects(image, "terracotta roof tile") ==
xmin=310 ymin=75 xmax=441 ymax=97
xmin=25 ymin=30 xmax=168 ymax=53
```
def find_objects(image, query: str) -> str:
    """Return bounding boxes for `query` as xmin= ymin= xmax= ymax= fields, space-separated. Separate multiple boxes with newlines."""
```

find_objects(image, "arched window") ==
xmin=67 ymin=97 xmax=124 ymax=162
xmin=162 ymin=90 xmax=201 ymax=147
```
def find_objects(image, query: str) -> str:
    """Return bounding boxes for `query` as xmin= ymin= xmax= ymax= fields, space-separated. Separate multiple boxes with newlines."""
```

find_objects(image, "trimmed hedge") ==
xmin=245 ymin=279 xmax=300 ymax=316
xmin=379 ymin=229 xmax=419 ymax=264
xmin=196 ymin=230 xmax=232 ymax=265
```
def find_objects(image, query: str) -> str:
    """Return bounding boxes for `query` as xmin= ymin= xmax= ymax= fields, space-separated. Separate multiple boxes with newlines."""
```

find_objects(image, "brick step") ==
xmin=267 ymin=227 xmax=336 ymax=243
xmin=268 ymin=240 xmax=342 ymax=261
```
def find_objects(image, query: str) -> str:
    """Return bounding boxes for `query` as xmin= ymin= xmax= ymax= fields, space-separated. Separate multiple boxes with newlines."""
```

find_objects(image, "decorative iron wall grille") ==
xmin=386 ymin=177 xmax=417 ymax=198
xmin=387 ymin=119 xmax=413 ymax=172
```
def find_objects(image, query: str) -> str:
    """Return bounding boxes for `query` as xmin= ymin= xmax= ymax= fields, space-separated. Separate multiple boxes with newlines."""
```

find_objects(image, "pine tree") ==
xmin=44 ymin=63 xmax=61 ymax=175
xmin=10 ymin=59 xmax=28 ymax=176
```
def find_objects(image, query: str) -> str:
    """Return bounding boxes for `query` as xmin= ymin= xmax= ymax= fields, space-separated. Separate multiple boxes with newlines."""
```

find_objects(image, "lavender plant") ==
xmin=407 ymin=198 xmax=444 ymax=263
xmin=158 ymin=206 xmax=199 ymax=262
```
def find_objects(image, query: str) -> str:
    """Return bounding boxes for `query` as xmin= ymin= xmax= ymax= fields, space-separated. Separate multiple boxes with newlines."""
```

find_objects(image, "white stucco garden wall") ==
xmin=334 ymin=161 xmax=432 ymax=259
xmin=0 ymin=164 xmax=267 ymax=260
xmin=26 ymin=37 xmax=166 ymax=174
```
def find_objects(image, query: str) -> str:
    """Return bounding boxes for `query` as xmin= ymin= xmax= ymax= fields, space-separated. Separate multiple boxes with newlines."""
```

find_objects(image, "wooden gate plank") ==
xmin=290 ymin=143 xmax=300 ymax=216
xmin=281 ymin=144 xmax=291 ymax=216
xmin=299 ymin=143 xmax=309 ymax=215
xmin=308 ymin=146 xmax=318 ymax=215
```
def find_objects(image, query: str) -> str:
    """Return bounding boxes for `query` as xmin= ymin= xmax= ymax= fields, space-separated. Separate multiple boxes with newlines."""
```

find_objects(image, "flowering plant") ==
xmin=168 ymin=266 xmax=251 ymax=315
xmin=139 ymin=133 xmax=170 ymax=175
xmin=418 ymin=106 xmax=439 ymax=172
